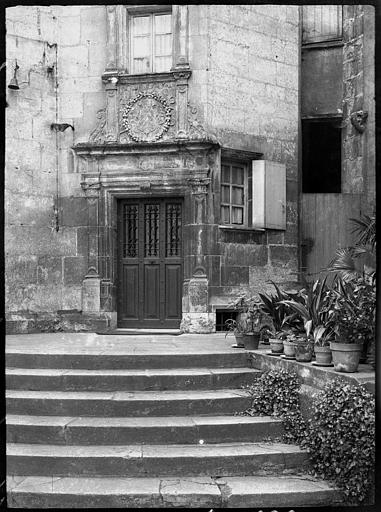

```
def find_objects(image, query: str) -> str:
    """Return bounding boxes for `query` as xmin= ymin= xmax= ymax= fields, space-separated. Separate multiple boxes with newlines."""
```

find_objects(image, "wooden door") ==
xmin=301 ymin=193 xmax=362 ymax=279
xmin=117 ymin=198 xmax=183 ymax=328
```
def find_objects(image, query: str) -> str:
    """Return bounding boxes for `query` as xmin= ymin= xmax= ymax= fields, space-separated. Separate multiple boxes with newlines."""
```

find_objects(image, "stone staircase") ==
xmin=6 ymin=334 xmax=342 ymax=508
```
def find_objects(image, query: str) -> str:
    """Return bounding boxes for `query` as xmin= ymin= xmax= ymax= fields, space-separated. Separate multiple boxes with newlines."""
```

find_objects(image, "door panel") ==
xmin=118 ymin=198 xmax=183 ymax=328
xmin=124 ymin=265 xmax=139 ymax=319
xmin=165 ymin=264 xmax=182 ymax=319
xmin=144 ymin=264 xmax=160 ymax=319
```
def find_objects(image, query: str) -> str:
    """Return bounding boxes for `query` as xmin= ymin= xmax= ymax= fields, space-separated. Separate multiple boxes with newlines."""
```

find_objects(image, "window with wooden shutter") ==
xmin=130 ymin=11 xmax=172 ymax=74
xmin=220 ymin=163 xmax=248 ymax=227
xmin=302 ymin=5 xmax=343 ymax=44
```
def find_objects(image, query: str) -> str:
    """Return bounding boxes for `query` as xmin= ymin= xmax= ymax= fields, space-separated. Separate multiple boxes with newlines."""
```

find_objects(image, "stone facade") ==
xmin=5 ymin=5 xmax=375 ymax=333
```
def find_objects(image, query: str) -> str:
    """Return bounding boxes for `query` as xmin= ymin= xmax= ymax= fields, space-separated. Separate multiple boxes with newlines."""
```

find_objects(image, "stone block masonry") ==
xmin=5 ymin=6 xmax=109 ymax=332
xmin=9 ymin=5 xmax=367 ymax=334
xmin=188 ymin=4 xmax=300 ymax=310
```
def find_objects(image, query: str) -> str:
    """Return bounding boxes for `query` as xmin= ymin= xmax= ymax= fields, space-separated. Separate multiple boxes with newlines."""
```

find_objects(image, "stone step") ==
xmin=6 ymin=367 xmax=261 ymax=391
xmin=6 ymin=350 xmax=249 ymax=370
xmin=7 ymin=414 xmax=282 ymax=445
xmin=6 ymin=389 xmax=252 ymax=417
xmin=7 ymin=442 xmax=309 ymax=477
xmin=7 ymin=474 xmax=343 ymax=508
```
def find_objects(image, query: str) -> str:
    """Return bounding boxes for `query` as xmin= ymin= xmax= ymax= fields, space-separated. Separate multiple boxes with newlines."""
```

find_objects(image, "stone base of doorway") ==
xmin=6 ymin=311 xmax=110 ymax=335
xmin=7 ymin=474 xmax=343 ymax=508
xmin=96 ymin=329 xmax=182 ymax=336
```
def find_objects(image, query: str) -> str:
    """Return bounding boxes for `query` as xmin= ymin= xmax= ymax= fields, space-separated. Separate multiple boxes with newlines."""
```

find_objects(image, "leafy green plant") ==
xmin=307 ymin=380 xmax=375 ymax=503
xmin=325 ymin=213 xmax=376 ymax=283
xmin=224 ymin=318 xmax=243 ymax=337
xmin=258 ymin=282 xmax=304 ymax=336
xmin=243 ymin=368 xmax=307 ymax=444
xmin=329 ymin=275 xmax=376 ymax=346
xmin=280 ymin=277 xmax=335 ymax=337
xmin=228 ymin=296 xmax=264 ymax=333
xmin=310 ymin=325 xmax=334 ymax=347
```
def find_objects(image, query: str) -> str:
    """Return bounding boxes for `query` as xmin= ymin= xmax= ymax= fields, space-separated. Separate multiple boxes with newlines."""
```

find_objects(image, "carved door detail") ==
xmin=117 ymin=198 xmax=183 ymax=328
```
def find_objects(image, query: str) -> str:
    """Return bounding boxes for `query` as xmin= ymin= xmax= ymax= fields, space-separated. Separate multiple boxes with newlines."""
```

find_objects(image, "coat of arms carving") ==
xmin=121 ymin=92 xmax=172 ymax=143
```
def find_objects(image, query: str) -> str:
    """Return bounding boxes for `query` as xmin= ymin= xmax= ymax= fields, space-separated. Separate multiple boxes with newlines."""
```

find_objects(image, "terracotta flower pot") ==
xmin=242 ymin=333 xmax=260 ymax=350
xmin=283 ymin=340 xmax=296 ymax=359
xmin=269 ymin=338 xmax=283 ymax=354
xmin=295 ymin=342 xmax=313 ymax=362
xmin=314 ymin=345 xmax=333 ymax=366
xmin=330 ymin=341 xmax=362 ymax=373
xmin=234 ymin=333 xmax=244 ymax=348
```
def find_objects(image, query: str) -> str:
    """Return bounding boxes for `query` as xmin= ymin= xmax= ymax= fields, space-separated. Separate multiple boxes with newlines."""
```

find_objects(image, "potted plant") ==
xmin=294 ymin=329 xmax=314 ymax=362
xmin=224 ymin=318 xmax=244 ymax=348
xmin=328 ymin=278 xmax=370 ymax=373
xmin=325 ymin=212 xmax=376 ymax=367
xmin=234 ymin=297 xmax=264 ymax=350
xmin=283 ymin=332 xmax=297 ymax=359
xmin=258 ymin=283 xmax=296 ymax=355
xmin=311 ymin=325 xmax=334 ymax=366
xmin=226 ymin=297 xmax=264 ymax=350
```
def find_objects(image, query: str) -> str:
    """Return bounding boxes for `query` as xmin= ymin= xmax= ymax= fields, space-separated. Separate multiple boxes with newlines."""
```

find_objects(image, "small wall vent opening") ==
xmin=215 ymin=310 xmax=238 ymax=332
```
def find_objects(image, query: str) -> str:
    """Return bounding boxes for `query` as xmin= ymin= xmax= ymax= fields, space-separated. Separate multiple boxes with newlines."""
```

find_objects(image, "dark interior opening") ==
xmin=302 ymin=119 xmax=342 ymax=193
xmin=215 ymin=310 xmax=238 ymax=332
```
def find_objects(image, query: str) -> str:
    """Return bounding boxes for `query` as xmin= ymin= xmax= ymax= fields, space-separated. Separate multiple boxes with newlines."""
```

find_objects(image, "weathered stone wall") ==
xmin=341 ymin=5 xmax=375 ymax=212
xmin=5 ymin=5 xmax=108 ymax=332
xmin=189 ymin=4 xmax=300 ymax=302
xmin=5 ymin=4 xmax=375 ymax=332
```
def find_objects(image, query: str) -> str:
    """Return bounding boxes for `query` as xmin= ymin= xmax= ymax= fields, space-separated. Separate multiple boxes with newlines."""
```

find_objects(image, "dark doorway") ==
xmin=302 ymin=118 xmax=342 ymax=193
xmin=117 ymin=198 xmax=183 ymax=328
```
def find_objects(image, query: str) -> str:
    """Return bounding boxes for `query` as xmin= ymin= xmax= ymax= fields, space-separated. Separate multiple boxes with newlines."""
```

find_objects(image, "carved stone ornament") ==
xmin=187 ymin=102 xmax=208 ymax=140
xmin=350 ymin=110 xmax=368 ymax=133
xmin=121 ymin=92 xmax=172 ymax=143
xmin=89 ymin=108 xmax=106 ymax=144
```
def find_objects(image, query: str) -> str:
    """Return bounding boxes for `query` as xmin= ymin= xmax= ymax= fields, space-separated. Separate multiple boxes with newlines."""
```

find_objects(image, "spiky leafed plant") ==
xmin=280 ymin=277 xmax=335 ymax=336
xmin=324 ymin=213 xmax=376 ymax=366
xmin=325 ymin=213 xmax=376 ymax=283
xmin=258 ymin=282 xmax=304 ymax=335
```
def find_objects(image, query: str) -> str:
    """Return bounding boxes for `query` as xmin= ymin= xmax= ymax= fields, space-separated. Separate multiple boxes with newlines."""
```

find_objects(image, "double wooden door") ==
xmin=117 ymin=198 xmax=183 ymax=328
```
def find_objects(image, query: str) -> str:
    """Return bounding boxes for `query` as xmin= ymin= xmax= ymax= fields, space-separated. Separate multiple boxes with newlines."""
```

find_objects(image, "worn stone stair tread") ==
xmin=7 ymin=414 xmax=280 ymax=427
xmin=6 ymin=367 xmax=258 ymax=376
xmin=7 ymin=475 xmax=342 ymax=508
xmin=7 ymin=414 xmax=283 ymax=445
xmin=6 ymin=351 xmax=249 ymax=370
xmin=6 ymin=366 xmax=259 ymax=392
xmin=7 ymin=441 xmax=306 ymax=457
xmin=7 ymin=388 xmax=252 ymax=417
xmin=6 ymin=388 xmax=248 ymax=400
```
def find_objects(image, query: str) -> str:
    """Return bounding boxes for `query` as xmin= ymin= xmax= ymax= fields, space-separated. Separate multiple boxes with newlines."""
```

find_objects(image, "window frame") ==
xmin=220 ymin=161 xmax=250 ymax=228
xmin=301 ymin=5 xmax=343 ymax=47
xmin=129 ymin=9 xmax=173 ymax=75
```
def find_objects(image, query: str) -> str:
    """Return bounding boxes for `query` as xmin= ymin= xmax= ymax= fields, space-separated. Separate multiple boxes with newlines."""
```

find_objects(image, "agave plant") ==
xmin=310 ymin=325 xmax=334 ymax=347
xmin=280 ymin=277 xmax=335 ymax=336
xmin=258 ymin=282 xmax=304 ymax=336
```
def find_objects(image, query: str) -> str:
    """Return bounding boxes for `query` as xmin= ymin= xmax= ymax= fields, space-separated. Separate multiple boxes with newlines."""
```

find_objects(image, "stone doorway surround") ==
xmin=72 ymin=5 xmax=223 ymax=334
xmin=73 ymin=140 xmax=219 ymax=333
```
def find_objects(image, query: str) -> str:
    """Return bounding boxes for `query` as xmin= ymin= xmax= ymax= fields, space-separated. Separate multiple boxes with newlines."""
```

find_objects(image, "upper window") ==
xmin=130 ymin=11 xmax=172 ymax=74
xmin=302 ymin=5 xmax=342 ymax=44
xmin=221 ymin=163 xmax=250 ymax=226
xmin=302 ymin=119 xmax=342 ymax=193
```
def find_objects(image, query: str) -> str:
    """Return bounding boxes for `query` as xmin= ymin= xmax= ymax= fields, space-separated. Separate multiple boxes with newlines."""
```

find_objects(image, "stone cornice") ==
xmin=72 ymin=139 xmax=220 ymax=157
xmin=102 ymin=71 xmax=178 ymax=85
